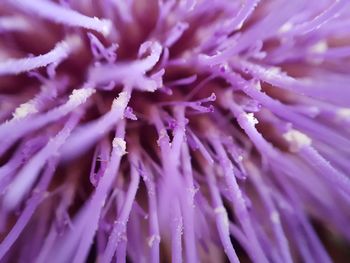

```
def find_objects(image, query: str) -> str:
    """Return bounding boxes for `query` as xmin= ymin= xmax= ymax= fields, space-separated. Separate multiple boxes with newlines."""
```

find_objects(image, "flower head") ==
xmin=0 ymin=0 xmax=350 ymax=262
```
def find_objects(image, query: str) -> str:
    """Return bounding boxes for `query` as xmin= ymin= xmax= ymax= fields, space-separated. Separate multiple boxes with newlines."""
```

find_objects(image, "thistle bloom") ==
xmin=1 ymin=0 xmax=350 ymax=262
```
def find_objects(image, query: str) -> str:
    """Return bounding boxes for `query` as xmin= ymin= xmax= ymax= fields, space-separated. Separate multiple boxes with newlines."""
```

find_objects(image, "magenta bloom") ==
xmin=1 ymin=0 xmax=350 ymax=262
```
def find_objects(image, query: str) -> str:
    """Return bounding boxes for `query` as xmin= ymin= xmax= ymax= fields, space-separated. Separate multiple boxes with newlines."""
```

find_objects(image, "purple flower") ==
xmin=1 ymin=0 xmax=350 ymax=262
